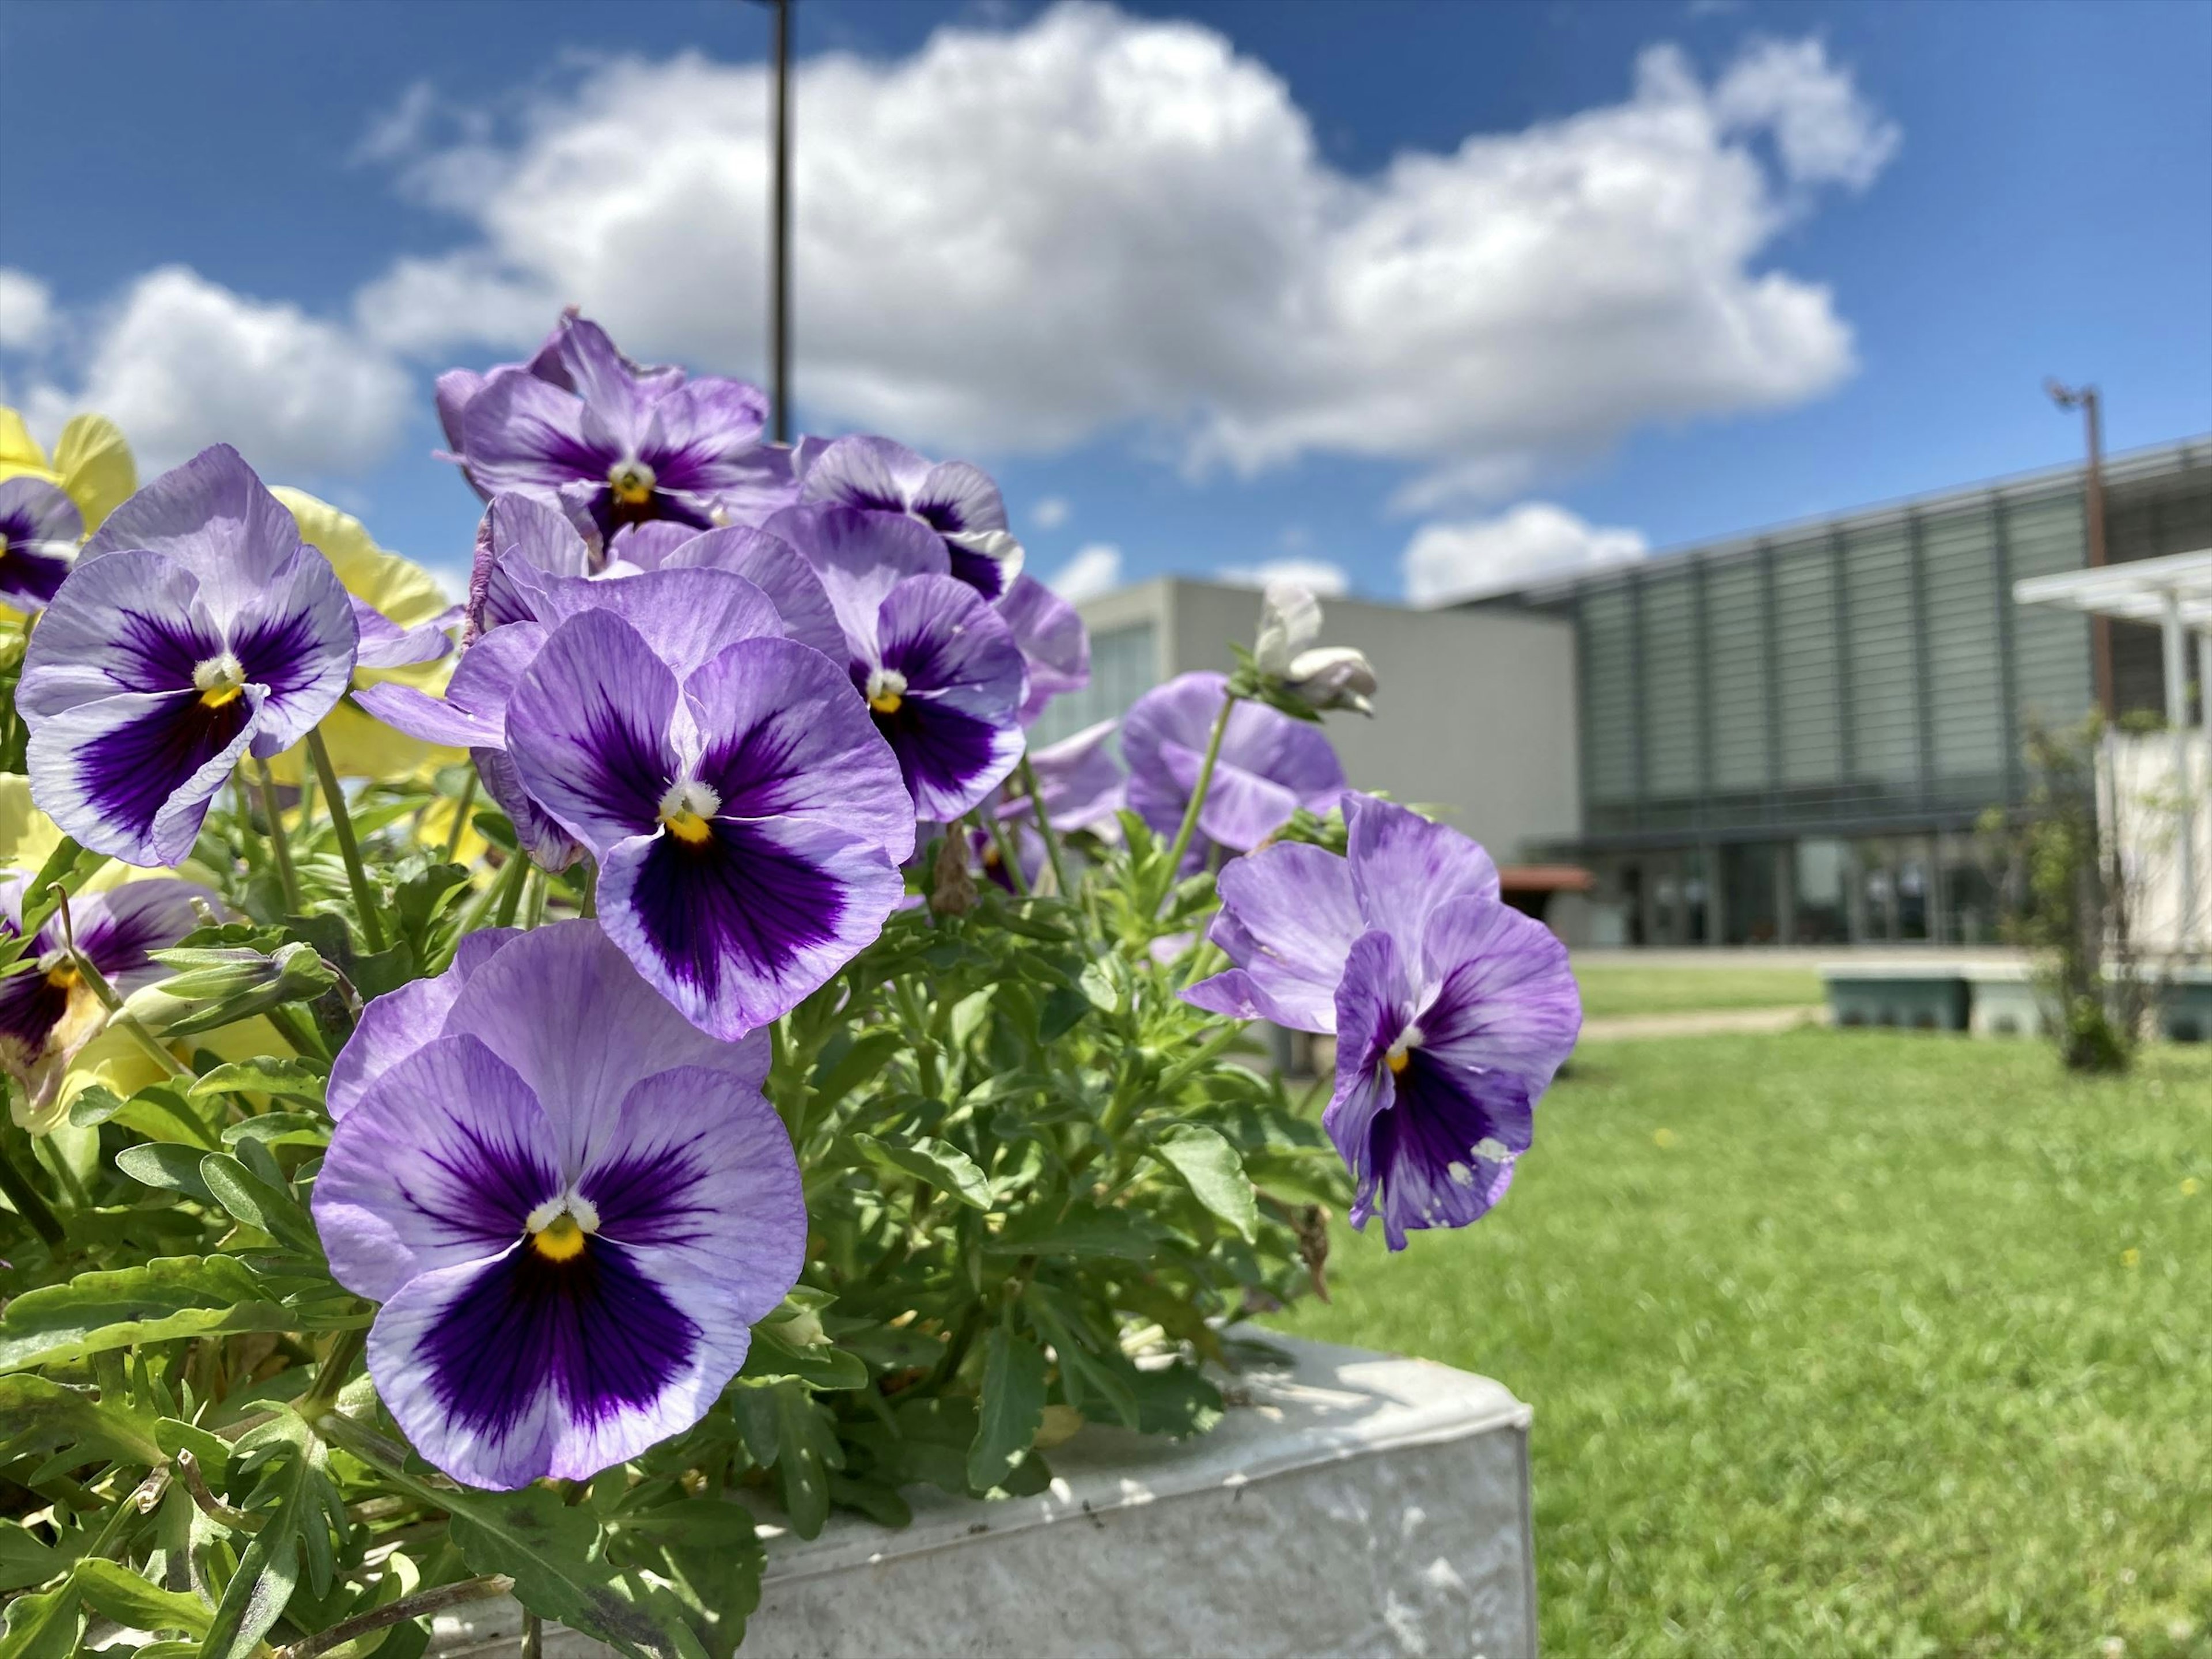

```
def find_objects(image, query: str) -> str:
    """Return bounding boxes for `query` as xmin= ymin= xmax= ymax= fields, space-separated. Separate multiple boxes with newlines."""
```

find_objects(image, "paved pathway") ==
xmin=1577 ymin=1006 xmax=1828 ymax=1041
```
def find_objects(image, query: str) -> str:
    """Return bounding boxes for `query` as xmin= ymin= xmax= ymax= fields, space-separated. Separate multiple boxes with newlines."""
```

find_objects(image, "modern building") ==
xmin=1498 ymin=435 xmax=2212 ymax=946
xmin=1064 ymin=435 xmax=2212 ymax=949
xmin=1044 ymin=579 xmax=1582 ymax=877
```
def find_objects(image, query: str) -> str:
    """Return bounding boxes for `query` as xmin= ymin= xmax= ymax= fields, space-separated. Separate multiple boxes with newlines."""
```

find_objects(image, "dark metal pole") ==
xmin=2048 ymin=379 xmax=2112 ymax=718
xmin=770 ymin=0 xmax=792 ymax=443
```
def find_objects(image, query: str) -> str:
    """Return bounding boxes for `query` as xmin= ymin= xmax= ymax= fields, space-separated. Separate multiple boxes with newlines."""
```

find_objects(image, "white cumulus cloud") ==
xmin=26 ymin=267 xmax=412 ymax=478
xmin=354 ymin=3 xmax=1895 ymax=500
xmin=1215 ymin=556 xmax=1349 ymax=598
xmin=1402 ymin=503 xmax=1649 ymax=604
xmin=0 ymin=271 xmax=54 ymax=351
xmin=1031 ymin=494 xmax=1071 ymax=530
xmin=1047 ymin=543 xmax=1123 ymax=603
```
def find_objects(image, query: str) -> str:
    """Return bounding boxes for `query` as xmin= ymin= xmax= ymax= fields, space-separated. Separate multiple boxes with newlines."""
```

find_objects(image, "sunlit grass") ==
xmin=1571 ymin=963 xmax=1827 ymax=1019
xmin=1278 ymin=1030 xmax=2212 ymax=1657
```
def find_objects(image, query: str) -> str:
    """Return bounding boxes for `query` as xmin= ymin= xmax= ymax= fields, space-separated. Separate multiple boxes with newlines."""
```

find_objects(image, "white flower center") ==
xmin=608 ymin=458 xmax=658 ymax=506
xmin=1384 ymin=1022 xmax=1425 ymax=1075
xmin=866 ymin=666 xmax=908 ymax=715
xmin=525 ymin=1192 xmax=601 ymax=1262
xmin=657 ymin=777 xmax=722 ymax=844
xmin=192 ymin=652 xmax=247 ymax=709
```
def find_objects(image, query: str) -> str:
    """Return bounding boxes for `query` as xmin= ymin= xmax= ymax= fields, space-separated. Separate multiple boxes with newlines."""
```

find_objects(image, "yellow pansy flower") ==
xmin=0 ymin=405 xmax=137 ymax=533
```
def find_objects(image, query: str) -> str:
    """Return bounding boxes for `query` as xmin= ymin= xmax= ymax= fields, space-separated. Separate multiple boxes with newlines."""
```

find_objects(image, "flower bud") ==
xmin=134 ymin=942 xmax=339 ymax=1037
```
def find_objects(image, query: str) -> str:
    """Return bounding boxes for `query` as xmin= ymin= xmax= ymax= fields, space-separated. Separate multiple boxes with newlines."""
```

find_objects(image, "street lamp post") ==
xmin=2048 ymin=379 xmax=2112 ymax=720
xmin=745 ymin=0 xmax=793 ymax=444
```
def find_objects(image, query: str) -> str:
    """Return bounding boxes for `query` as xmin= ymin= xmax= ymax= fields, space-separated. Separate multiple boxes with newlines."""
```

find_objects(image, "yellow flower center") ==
xmin=526 ymin=1194 xmax=599 ymax=1262
xmin=608 ymin=459 xmax=658 ymax=507
xmin=866 ymin=666 xmax=908 ymax=716
xmin=44 ymin=963 xmax=80 ymax=991
xmin=657 ymin=778 xmax=721 ymax=845
xmin=1384 ymin=1022 xmax=1423 ymax=1075
xmin=1385 ymin=1048 xmax=1410 ymax=1075
xmin=192 ymin=652 xmax=247 ymax=710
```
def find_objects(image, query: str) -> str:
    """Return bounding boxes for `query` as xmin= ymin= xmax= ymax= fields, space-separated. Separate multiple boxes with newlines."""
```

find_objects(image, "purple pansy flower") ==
xmin=1184 ymin=795 xmax=1580 ymax=1249
xmin=997 ymin=574 xmax=1090 ymax=725
xmin=769 ymin=503 xmax=1028 ymax=823
xmin=0 ymin=476 xmax=83 ymax=613
xmin=0 ymin=877 xmax=213 ymax=1120
xmin=997 ymin=718 xmax=1125 ymax=838
xmin=500 ymin=567 xmax=915 ymax=1039
xmin=315 ymin=922 xmax=804 ymax=1489
xmin=798 ymin=435 xmax=1024 ymax=601
xmin=454 ymin=314 xmax=794 ymax=541
xmin=18 ymin=446 xmax=358 ymax=865
xmin=1122 ymin=672 xmax=1346 ymax=865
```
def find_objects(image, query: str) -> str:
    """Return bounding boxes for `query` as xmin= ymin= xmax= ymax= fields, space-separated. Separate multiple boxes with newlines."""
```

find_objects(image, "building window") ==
xmin=1027 ymin=621 xmax=1158 ymax=747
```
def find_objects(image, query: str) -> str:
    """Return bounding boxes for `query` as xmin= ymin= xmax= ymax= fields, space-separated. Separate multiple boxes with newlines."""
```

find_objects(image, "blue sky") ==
xmin=2 ymin=0 xmax=2207 ymax=603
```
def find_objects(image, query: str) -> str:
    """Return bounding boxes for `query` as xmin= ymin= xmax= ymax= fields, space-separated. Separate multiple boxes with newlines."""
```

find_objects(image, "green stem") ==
xmin=231 ymin=775 xmax=264 ymax=876
xmin=0 ymin=1131 xmax=66 ymax=1246
xmin=1018 ymin=755 xmax=1071 ymax=899
xmin=521 ymin=868 xmax=547 ymax=929
xmin=440 ymin=768 xmax=479 ymax=863
xmin=1159 ymin=689 xmax=1239 ymax=895
xmin=305 ymin=730 xmax=385 ymax=952
xmin=491 ymin=854 xmax=530 ymax=928
xmin=579 ymin=859 xmax=598 ymax=919
xmin=297 ymin=1327 xmax=368 ymax=1419
xmin=254 ymin=759 xmax=304 ymax=916
xmin=982 ymin=810 xmax=1029 ymax=896
xmin=50 ymin=887 xmax=192 ymax=1082
xmin=1153 ymin=1019 xmax=1247 ymax=1098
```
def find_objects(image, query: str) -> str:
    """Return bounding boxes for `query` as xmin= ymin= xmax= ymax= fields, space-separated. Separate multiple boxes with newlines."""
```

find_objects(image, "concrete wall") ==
xmin=1078 ymin=579 xmax=1580 ymax=863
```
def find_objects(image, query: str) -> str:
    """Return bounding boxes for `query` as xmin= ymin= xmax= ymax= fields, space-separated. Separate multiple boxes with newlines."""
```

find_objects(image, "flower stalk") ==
xmin=0 ymin=1127 xmax=65 ymax=1246
xmin=306 ymin=729 xmax=386 ymax=952
xmin=1017 ymin=753 xmax=1071 ymax=899
xmin=254 ymin=757 xmax=304 ymax=915
xmin=1160 ymin=687 xmax=1239 ymax=890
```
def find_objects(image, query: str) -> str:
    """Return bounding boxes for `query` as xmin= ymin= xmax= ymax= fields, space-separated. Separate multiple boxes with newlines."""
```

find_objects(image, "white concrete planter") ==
xmin=431 ymin=1336 xmax=1537 ymax=1659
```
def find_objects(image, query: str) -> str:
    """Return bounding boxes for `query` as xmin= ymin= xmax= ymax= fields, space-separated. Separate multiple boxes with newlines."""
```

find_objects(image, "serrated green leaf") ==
xmin=199 ymin=1444 xmax=306 ymax=1658
xmin=154 ymin=1415 xmax=233 ymax=1486
xmin=967 ymin=1326 xmax=1047 ymax=1493
xmin=853 ymin=1131 xmax=992 ymax=1210
xmin=0 ymin=1574 xmax=80 ymax=1659
xmin=0 ymin=1373 xmax=164 ymax=1468
xmin=190 ymin=1056 xmax=328 ymax=1105
xmin=1150 ymin=1124 xmax=1259 ymax=1242
xmin=73 ymin=1559 xmax=213 ymax=1639
xmin=0 ymin=1256 xmax=297 ymax=1373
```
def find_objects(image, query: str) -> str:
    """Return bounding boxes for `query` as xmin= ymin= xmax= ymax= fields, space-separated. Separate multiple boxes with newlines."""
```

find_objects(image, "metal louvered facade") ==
xmin=1512 ymin=438 xmax=2212 ymax=946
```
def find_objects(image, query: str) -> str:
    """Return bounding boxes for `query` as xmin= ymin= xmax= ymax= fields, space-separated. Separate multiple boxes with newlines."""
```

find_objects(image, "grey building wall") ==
xmin=1043 ymin=578 xmax=1578 ymax=865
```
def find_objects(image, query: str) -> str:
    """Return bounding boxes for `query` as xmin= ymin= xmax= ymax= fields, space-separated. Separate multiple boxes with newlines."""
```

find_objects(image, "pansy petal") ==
xmin=599 ymin=815 xmax=904 ymax=1040
xmin=461 ymin=371 xmax=615 ymax=498
xmin=1322 ymin=930 xmax=1414 ymax=1220
xmin=522 ymin=566 xmax=785 ymax=677
xmin=687 ymin=637 xmax=916 ymax=863
xmin=644 ymin=377 xmax=771 ymax=494
xmin=1344 ymin=794 xmax=1501 ymax=953
xmin=0 ymin=477 xmax=82 ymax=612
xmin=435 ymin=369 xmax=487 ymax=460
xmin=350 ymin=596 xmax=454 ymax=669
xmin=504 ymin=609 xmax=679 ymax=852
xmin=70 ymin=880 xmax=217 ymax=993
xmin=877 ymin=575 xmax=1027 ymax=721
xmin=79 ymin=446 xmax=306 ymax=630
xmin=1004 ymin=717 xmax=1123 ymax=832
xmin=225 ymin=548 xmax=361 ymax=754
xmin=370 ymin=1236 xmax=710 ymax=1490
xmin=606 ymin=521 xmax=696 ymax=570
xmin=315 ymin=1033 xmax=562 ymax=1302
xmin=50 ymin=415 xmax=138 ymax=532
xmin=876 ymin=696 xmax=1027 ymax=823
xmin=798 ymin=435 xmax=933 ymax=515
xmin=583 ymin=1064 xmax=804 ymax=1325
xmin=471 ymin=493 xmax=600 ymax=630
xmin=29 ymin=685 xmax=264 ymax=866
xmin=998 ymin=574 xmax=1088 ymax=723
xmin=1185 ymin=842 xmax=1362 ymax=1032
xmin=657 ymin=526 xmax=846 ymax=660
xmin=326 ymin=928 xmax=522 ymax=1119
xmin=911 ymin=460 xmax=1010 ymax=537
xmin=1415 ymin=894 xmax=1581 ymax=1092
xmin=476 ymin=746 xmax=587 ymax=872
xmin=357 ymin=622 xmax=546 ymax=748
xmin=1364 ymin=1060 xmax=1529 ymax=1249
xmin=442 ymin=921 xmax=771 ymax=1170
xmin=765 ymin=503 xmax=948 ymax=662
xmin=17 ymin=551 xmax=223 ymax=718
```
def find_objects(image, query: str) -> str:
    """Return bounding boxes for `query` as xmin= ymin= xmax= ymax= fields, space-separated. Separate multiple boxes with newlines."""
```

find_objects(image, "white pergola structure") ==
xmin=2015 ymin=547 xmax=2212 ymax=953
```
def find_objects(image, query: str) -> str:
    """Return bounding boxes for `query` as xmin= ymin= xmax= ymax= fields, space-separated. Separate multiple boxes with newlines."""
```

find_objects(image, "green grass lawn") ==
xmin=1276 ymin=1030 xmax=2212 ymax=1657
xmin=1572 ymin=962 xmax=1827 ymax=1020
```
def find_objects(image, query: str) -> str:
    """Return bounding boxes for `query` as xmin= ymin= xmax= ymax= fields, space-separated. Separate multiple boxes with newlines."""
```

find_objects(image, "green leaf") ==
xmin=0 ymin=1373 xmax=164 ymax=1468
xmin=965 ymin=1326 xmax=1047 ymax=1493
xmin=0 ymin=1575 xmax=80 ymax=1659
xmin=853 ymin=1131 xmax=993 ymax=1210
xmin=1129 ymin=1362 xmax=1226 ymax=1440
xmin=989 ymin=1202 xmax=1165 ymax=1260
xmin=603 ymin=1501 xmax=763 ymax=1659
xmin=825 ymin=1474 xmax=912 ymax=1529
xmin=199 ymin=1153 xmax=321 ymax=1256
xmin=221 ymin=1112 xmax=331 ymax=1150
xmin=154 ymin=1415 xmax=233 ymax=1486
xmin=1037 ymin=986 xmax=1091 ymax=1043
xmin=808 ymin=1031 xmax=903 ymax=1113
xmin=114 ymin=1141 xmax=217 ymax=1202
xmin=1149 ymin=1124 xmax=1259 ymax=1243
xmin=742 ymin=1323 xmax=869 ymax=1391
xmin=73 ymin=1560 xmax=213 ymax=1639
xmin=0 ymin=1256 xmax=296 ymax=1373
xmin=103 ymin=1083 xmax=221 ymax=1149
xmin=190 ymin=1056 xmax=329 ymax=1106
xmin=312 ymin=1411 xmax=680 ymax=1659
xmin=199 ymin=1442 xmax=307 ymax=1658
